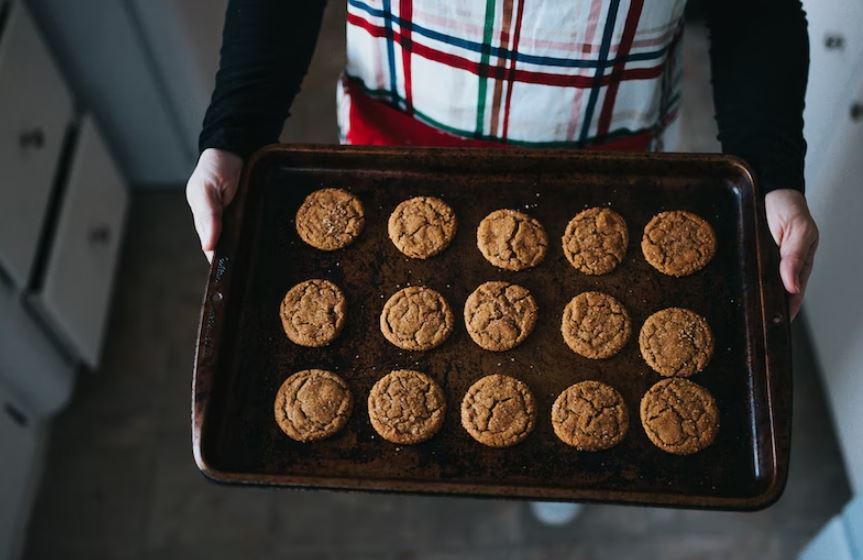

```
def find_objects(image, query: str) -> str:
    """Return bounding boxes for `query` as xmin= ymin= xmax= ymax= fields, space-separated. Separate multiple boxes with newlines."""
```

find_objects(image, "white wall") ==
xmin=129 ymin=0 xmax=227 ymax=166
xmin=27 ymin=0 xmax=227 ymax=185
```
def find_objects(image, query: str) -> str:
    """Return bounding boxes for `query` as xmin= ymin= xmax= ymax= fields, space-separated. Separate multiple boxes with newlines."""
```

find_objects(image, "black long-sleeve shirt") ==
xmin=200 ymin=0 xmax=809 ymax=193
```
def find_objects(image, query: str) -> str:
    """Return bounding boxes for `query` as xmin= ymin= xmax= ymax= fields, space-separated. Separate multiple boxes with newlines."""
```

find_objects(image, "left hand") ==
xmin=764 ymin=189 xmax=819 ymax=320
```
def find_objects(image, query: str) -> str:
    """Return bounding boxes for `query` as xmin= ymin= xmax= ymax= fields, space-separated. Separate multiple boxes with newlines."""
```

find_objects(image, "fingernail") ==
xmin=201 ymin=221 xmax=211 ymax=245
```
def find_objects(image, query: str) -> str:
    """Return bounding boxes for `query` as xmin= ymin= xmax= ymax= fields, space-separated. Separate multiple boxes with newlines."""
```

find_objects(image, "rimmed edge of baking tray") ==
xmin=191 ymin=145 xmax=791 ymax=511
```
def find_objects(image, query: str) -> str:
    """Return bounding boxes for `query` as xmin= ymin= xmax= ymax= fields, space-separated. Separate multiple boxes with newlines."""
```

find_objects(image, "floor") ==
xmin=22 ymin=4 xmax=852 ymax=560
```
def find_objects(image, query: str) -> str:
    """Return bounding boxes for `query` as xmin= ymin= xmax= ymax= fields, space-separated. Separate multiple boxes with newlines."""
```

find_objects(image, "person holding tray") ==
xmin=185 ymin=0 xmax=818 ymax=524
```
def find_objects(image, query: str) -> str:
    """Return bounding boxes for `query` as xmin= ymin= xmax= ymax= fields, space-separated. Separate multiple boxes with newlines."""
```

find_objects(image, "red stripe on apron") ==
xmin=344 ymin=79 xmax=652 ymax=151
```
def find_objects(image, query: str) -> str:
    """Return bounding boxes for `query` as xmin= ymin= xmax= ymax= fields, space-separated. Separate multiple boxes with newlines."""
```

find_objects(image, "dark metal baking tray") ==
xmin=192 ymin=145 xmax=791 ymax=510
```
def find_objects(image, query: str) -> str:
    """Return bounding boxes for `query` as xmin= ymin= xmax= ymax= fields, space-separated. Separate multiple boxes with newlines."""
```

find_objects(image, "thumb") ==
xmin=187 ymin=181 xmax=223 ymax=253
xmin=779 ymin=253 xmax=803 ymax=294
xmin=777 ymin=219 xmax=817 ymax=296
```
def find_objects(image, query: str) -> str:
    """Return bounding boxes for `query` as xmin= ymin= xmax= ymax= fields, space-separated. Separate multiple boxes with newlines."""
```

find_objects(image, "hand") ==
xmin=186 ymin=148 xmax=244 ymax=262
xmin=765 ymin=189 xmax=819 ymax=320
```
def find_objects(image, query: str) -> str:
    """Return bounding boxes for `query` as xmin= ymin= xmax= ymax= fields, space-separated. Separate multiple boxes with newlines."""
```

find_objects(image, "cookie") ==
xmin=562 ymin=207 xmax=629 ymax=275
xmin=295 ymin=188 xmax=365 ymax=251
xmin=640 ymin=378 xmax=719 ymax=455
xmin=380 ymin=286 xmax=454 ymax=351
xmin=368 ymin=369 xmax=446 ymax=444
xmin=461 ymin=374 xmax=535 ymax=448
xmin=639 ymin=308 xmax=714 ymax=377
xmin=551 ymin=381 xmax=629 ymax=451
xmin=561 ymin=291 xmax=631 ymax=359
xmin=477 ymin=209 xmax=548 ymax=271
xmin=388 ymin=196 xmax=457 ymax=259
xmin=274 ymin=369 xmax=353 ymax=442
xmin=279 ymin=279 xmax=346 ymax=347
xmin=464 ymin=281 xmax=538 ymax=352
xmin=641 ymin=210 xmax=716 ymax=276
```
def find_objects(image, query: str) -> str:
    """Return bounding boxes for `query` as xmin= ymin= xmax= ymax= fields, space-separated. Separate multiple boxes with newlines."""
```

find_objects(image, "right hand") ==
xmin=186 ymin=148 xmax=243 ymax=262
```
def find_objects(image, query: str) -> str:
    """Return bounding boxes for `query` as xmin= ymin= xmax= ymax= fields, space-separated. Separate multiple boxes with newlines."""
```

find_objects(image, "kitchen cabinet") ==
xmin=0 ymin=2 xmax=129 ymax=557
xmin=801 ymin=0 xmax=863 ymax=494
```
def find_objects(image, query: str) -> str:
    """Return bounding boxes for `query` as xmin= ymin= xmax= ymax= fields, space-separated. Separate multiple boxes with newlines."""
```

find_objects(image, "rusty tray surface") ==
xmin=192 ymin=145 xmax=791 ymax=510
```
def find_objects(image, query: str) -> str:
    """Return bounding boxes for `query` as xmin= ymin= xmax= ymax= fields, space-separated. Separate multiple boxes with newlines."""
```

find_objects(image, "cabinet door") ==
xmin=0 ymin=2 xmax=74 ymax=288
xmin=31 ymin=117 xmax=128 ymax=369
xmin=802 ymin=0 xmax=863 ymax=162
xmin=804 ymin=68 xmax=863 ymax=492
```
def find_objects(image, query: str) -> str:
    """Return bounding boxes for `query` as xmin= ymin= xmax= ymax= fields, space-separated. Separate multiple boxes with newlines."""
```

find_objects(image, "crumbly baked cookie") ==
xmin=640 ymin=378 xmax=719 ymax=455
xmin=551 ymin=381 xmax=629 ymax=451
xmin=477 ymin=209 xmax=548 ymax=271
xmin=274 ymin=369 xmax=353 ymax=442
xmin=562 ymin=207 xmax=629 ymax=275
xmin=641 ymin=210 xmax=716 ymax=276
xmin=380 ymin=286 xmax=454 ymax=351
xmin=461 ymin=374 xmax=536 ymax=448
xmin=561 ymin=291 xmax=631 ymax=359
xmin=464 ymin=281 xmax=538 ymax=352
xmin=639 ymin=307 xmax=714 ymax=377
xmin=388 ymin=196 xmax=457 ymax=259
xmin=295 ymin=188 xmax=365 ymax=251
xmin=279 ymin=279 xmax=346 ymax=347
xmin=368 ymin=369 xmax=446 ymax=444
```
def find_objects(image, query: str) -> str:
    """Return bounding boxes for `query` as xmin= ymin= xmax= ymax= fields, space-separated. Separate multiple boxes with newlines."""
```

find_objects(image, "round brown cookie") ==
xmin=274 ymin=369 xmax=353 ymax=442
xmin=561 ymin=291 xmax=631 ymax=359
xmin=477 ymin=209 xmax=548 ymax=271
xmin=279 ymin=279 xmax=346 ymax=347
xmin=551 ymin=381 xmax=629 ymax=451
xmin=640 ymin=378 xmax=719 ymax=455
xmin=562 ymin=207 xmax=629 ymax=275
xmin=380 ymin=286 xmax=454 ymax=351
xmin=295 ymin=188 xmax=365 ymax=251
xmin=639 ymin=307 xmax=714 ymax=377
xmin=367 ymin=369 xmax=446 ymax=444
xmin=461 ymin=374 xmax=536 ymax=448
xmin=388 ymin=196 xmax=457 ymax=259
xmin=464 ymin=281 xmax=538 ymax=352
xmin=641 ymin=210 xmax=716 ymax=277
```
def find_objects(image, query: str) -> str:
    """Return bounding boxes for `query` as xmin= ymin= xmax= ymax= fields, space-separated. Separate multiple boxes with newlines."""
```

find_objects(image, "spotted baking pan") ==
xmin=192 ymin=145 xmax=791 ymax=510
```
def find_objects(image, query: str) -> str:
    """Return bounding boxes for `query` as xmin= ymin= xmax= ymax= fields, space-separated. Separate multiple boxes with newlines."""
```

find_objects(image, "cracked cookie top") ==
xmin=640 ymin=378 xmax=719 ymax=455
xmin=461 ymin=374 xmax=536 ymax=447
xmin=477 ymin=209 xmax=548 ymax=271
xmin=641 ymin=210 xmax=716 ymax=277
xmin=380 ymin=286 xmax=454 ymax=351
xmin=639 ymin=307 xmax=714 ymax=377
xmin=552 ymin=381 xmax=629 ymax=451
xmin=368 ymin=369 xmax=446 ymax=444
xmin=274 ymin=369 xmax=353 ymax=442
xmin=561 ymin=291 xmax=631 ymax=359
xmin=562 ymin=207 xmax=629 ymax=275
xmin=295 ymin=188 xmax=365 ymax=251
xmin=280 ymin=279 xmax=346 ymax=347
xmin=464 ymin=281 xmax=538 ymax=352
xmin=388 ymin=196 xmax=457 ymax=259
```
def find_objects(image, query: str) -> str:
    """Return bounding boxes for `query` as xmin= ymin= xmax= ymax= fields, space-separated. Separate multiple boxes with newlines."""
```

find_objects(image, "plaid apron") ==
xmin=337 ymin=0 xmax=686 ymax=150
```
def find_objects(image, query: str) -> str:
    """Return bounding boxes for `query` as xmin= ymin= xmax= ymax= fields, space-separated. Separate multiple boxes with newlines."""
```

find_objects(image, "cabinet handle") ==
xmin=825 ymin=34 xmax=845 ymax=50
xmin=19 ymin=128 xmax=45 ymax=150
xmin=88 ymin=225 xmax=112 ymax=246
xmin=852 ymin=103 xmax=863 ymax=122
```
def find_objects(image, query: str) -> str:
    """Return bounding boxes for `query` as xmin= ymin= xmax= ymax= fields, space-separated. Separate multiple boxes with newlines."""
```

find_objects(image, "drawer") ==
xmin=0 ymin=380 xmax=46 ymax=560
xmin=31 ymin=116 xmax=128 ymax=369
xmin=0 ymin=284 xmax=75 ymax=417
xmin=0 ymin=1 xmax=73 ymax=289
